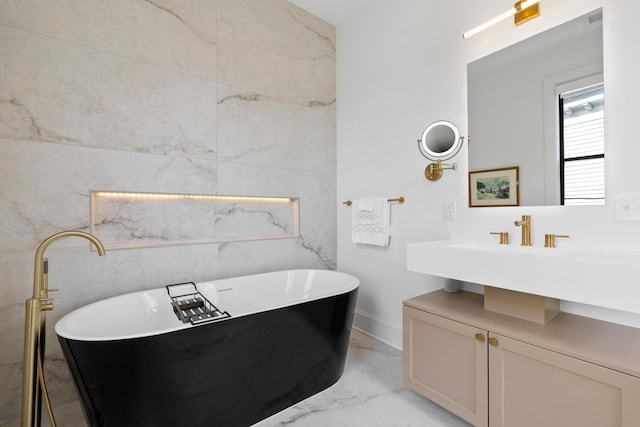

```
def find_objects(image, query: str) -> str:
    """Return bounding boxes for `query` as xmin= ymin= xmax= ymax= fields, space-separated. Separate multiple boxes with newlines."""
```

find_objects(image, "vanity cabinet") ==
xmin=403 ymin=307 xmax=488 ymax=426
xmin=403 ymin=291 xmax=640 ymax=427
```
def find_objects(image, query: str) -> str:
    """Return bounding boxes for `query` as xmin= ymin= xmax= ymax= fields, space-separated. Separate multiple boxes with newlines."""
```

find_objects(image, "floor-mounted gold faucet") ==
xmin=514 ymin=215 xmax=532 ymax=246
xmin=21 ymin=231 xmax=105 ymax=427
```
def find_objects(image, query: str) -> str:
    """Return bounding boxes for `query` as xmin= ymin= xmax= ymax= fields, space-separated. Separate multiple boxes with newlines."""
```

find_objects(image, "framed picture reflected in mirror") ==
xmin=469 ymin=166 xmax=519 ymax=207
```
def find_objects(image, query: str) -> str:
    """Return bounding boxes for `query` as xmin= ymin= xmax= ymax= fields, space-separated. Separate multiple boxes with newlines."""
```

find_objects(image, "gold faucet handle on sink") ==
xmin=544 ymin=234 xmax=570 ymax=248
xmin=490 ymin=231 xmax=509 ymax=244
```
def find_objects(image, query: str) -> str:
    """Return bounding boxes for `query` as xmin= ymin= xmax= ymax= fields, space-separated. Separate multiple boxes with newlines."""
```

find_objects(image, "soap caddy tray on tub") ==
xmin=166 ymin=282 xmax=231 ymax=325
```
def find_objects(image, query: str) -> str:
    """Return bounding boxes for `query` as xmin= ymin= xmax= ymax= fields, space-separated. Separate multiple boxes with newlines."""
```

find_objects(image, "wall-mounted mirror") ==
xmin=417 ymin=120 xmax=464 ymax=181
xmin=467 ymin=9 xmax=604 ymax=206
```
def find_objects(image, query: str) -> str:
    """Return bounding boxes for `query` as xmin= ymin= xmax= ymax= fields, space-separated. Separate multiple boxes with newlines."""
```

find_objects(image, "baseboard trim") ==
xmin=352 ymin=308 xmax=402 ymax=351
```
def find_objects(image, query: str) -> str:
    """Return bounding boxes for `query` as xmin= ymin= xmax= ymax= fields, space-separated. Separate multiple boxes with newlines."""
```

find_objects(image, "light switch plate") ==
xmin=443 ymin=201 xmax=456 ymax=220
xmin=615 ymin=193 xmax=640 ymax=221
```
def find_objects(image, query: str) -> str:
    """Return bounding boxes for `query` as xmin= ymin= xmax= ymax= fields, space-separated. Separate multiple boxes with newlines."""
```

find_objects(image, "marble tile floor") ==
xmin=4 ymin=329 xmax=471 ymax=427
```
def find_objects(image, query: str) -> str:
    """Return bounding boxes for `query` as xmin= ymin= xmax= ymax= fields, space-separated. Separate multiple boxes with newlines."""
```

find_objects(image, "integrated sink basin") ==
xmin=407 ymin=240 xmax=640 ymax=314
xmin=451 ymin=241 xmax=570 ymax=257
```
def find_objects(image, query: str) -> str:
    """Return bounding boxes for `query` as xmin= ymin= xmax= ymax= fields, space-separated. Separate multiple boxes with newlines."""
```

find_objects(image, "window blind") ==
xmin=561 ymin=86 xmax=604 ymax=205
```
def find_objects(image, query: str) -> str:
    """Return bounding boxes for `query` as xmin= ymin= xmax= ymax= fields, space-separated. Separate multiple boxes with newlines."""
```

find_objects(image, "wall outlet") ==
xmin=443 ymin=201 xmax=456 ymax=220
xmin=615 ymin=193 xmax=640 ymax=221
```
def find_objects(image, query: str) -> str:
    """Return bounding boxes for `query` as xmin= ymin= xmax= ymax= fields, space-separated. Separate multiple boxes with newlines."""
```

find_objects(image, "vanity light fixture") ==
xmin=462 ymin=0 xmax=541 ymax=39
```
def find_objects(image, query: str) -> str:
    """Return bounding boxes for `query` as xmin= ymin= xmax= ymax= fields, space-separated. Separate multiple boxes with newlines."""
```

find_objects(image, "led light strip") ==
xmin=92 ymin=191 xmax=294 ymax=203
xmin=463 ymin=0 xmax=540 ymax=39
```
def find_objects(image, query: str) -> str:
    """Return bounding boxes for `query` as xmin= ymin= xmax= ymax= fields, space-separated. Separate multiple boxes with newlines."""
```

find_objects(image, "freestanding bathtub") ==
xmin=55 ymin=269 xmax=359 ymax=427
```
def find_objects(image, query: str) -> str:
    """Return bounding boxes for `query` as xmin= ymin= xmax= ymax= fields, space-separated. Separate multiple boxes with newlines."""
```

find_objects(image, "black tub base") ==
xmin=58 ymin=289 xmax=357 ymax=427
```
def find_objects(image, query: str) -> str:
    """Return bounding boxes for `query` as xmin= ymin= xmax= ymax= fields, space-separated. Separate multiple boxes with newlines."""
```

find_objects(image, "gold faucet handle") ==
xmin=544 ymin=234 xmax=570 ymax=248
xmin=514 ymin=215 xmax=531 ymax=226
xmin=43 ymin=288 xmax=59 ymax=299
xmin=490 ymin=231 xmax=509 ymax=244
xmin=38 ymin=297 xmax=55 ymax=311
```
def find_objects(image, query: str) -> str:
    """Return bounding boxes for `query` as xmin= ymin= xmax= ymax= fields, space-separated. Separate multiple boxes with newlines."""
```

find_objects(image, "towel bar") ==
xmin=343 ymin=197 xmax=405 ymax=206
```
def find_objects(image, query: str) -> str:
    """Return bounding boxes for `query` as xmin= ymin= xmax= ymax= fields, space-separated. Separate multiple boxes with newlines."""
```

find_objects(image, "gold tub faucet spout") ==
xmin=514 ymin=215 xmax=531 ymax=246
xmin=31 ymin=230 xmax=106 ymax=297
xmin=22 ymin=230 xmax=106 ymax=427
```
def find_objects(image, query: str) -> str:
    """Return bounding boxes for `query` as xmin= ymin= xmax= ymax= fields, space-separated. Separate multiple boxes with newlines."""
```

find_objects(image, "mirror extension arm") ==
xmin=425 ymin=159 xmax=458 ymax=181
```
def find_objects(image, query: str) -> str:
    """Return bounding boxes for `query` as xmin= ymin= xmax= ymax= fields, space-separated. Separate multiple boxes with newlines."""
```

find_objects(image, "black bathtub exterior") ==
xmin=58 ymin=288 xmax=357 ymax=427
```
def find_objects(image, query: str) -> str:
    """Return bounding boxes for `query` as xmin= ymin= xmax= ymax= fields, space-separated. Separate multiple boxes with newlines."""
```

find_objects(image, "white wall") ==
xmin=337 ymin=0 xmax=640 ymax=349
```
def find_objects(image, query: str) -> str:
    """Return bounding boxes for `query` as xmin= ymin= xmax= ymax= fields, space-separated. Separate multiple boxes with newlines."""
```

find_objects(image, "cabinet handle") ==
xmin=474 ymin=333 xmax=485 ymax=342
xmin=488 ymin=336 xmax=499 ymax=346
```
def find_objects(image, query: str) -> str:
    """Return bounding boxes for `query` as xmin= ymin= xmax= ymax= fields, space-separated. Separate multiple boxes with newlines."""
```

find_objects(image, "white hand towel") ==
xmin=358 ymin=197 xmax=376 ymax=211
xmin=351 ymin=197 xmax=391 ymax=246
xmin=354 ymin=197 xmax=380 ymax=224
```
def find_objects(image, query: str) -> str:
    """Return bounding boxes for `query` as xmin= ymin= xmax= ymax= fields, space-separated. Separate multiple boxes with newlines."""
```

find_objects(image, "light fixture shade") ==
xmin=514 ymin=0 xmax=540 ymax=26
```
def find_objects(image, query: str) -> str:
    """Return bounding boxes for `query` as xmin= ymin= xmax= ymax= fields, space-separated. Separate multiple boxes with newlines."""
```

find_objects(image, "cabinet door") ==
xmin=403 ymin=306 xmax=488 ymax=427
xmin=489 ymin=333 xmax=640 ymax=427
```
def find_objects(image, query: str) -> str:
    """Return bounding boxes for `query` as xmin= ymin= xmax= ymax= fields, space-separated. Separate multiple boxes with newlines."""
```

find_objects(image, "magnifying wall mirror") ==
xmin=417 ymin=120 xmax=464 ymax=181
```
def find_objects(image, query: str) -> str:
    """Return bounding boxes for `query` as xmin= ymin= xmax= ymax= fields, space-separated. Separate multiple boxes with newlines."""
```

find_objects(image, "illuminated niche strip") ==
xmin=90 ymin=191 xmax=300 ymax=250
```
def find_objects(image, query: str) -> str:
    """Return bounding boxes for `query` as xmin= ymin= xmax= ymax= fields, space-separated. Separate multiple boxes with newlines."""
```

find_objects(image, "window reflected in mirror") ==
xmin=560 ymin=83 xmax=605 ymax=205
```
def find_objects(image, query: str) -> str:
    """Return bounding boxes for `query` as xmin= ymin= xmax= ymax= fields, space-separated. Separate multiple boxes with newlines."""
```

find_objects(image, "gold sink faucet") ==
xmin=514 ymin=215 xmax=531 ymax=246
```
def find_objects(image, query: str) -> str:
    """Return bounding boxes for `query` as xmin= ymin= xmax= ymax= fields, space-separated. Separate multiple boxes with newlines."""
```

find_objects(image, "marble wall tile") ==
xmin=217 ymin=160 xmax=337 ymax=272
xmin=216 ymin=236 xmax=333 ymax=279
xmin=0 ymin=356 xmax=79 ymax=424
xmin=0 ymin=138 xmax=217 ymax=251
xmin=0 ymin=361 xmax=24 ymax=426
xmin=217 ymin=0 xmax=335 ymax=55
xmin=0 ymin=25 xmax=217 ymax=157
xmin=0 ymin=0 xmax=217 ymax=80
xmin=298 ymin=230 xmax=337 ymax=270
xmin=0 ymin=303 xmax=27 ymax=370
xmin=217 ymin=161 xmax=337 ymax=236
xmin=217 ymin=83 xmax=336 ymax=172
xmin=217 ymin=8 xmax=336 ymax=107
xmin=213 ymin=199 xmax=297 ymax=240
